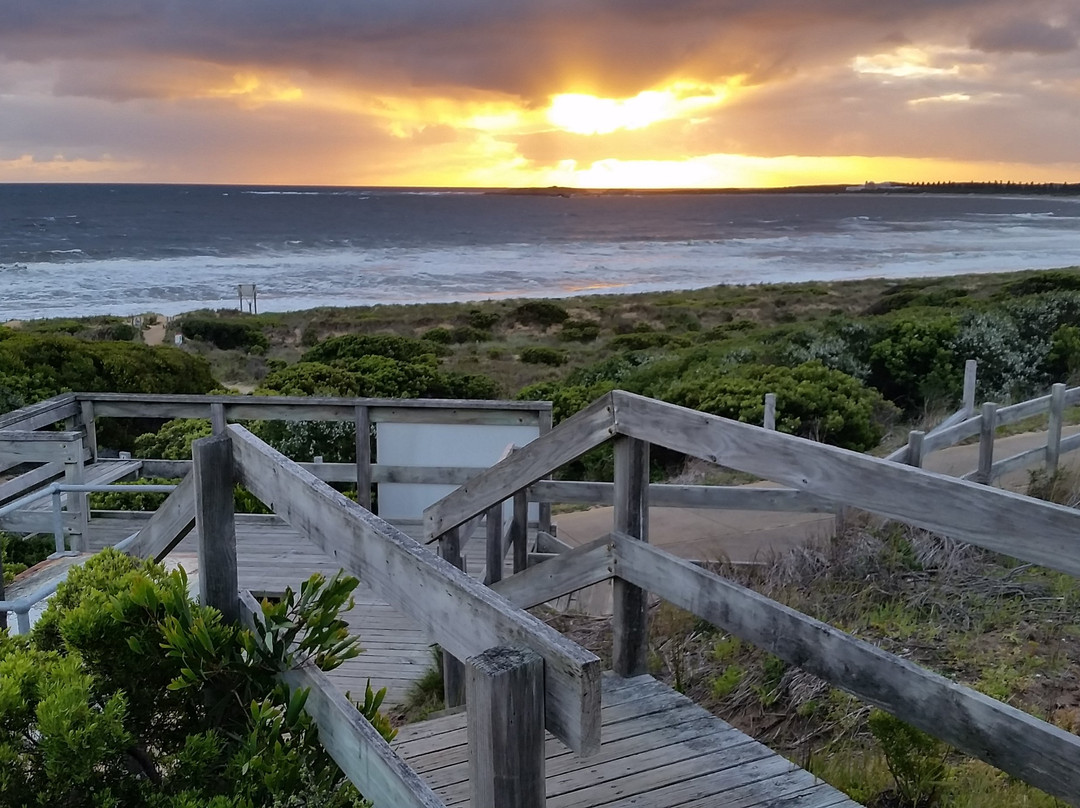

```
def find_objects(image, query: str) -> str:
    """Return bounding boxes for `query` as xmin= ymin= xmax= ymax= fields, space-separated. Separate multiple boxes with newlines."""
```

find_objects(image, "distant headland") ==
xmin=489 ymin=181 xmax=1080 ymax=197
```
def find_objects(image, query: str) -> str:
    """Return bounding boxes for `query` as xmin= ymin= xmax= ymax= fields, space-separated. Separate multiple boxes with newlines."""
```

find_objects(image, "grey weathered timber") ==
xmin=763 ymin=393 xmax=776 ymax=430
xmin=439 ymin=528 xmax=466 ymax=709
xmin=466 ymin=647 xmax=545 ymax=808
xmin=355 ymin=405 xmax=372 ymax=509
xmin=193 ymin=435 xmax=239 ymax=623
xmin=511 ymin=490 xmax=529 ymax=574
xmin=529 ymin=479 xmax=832 ymax=511
xmin=0 ymin=431 xmax=84 ymax=464
xmin=228 ymin=425 xmax=601 ymax=755
xmin=210 ymin=402 xmax=227 ymax=434
xmin=85 ymin=392 xmax=547 ymax=427
xmin=535 ymin=531 xmax=571 ymax=555
xmin=0 ymin=550 xmax=5 ymax=630
xmin=609 ymin=392 xmax=1080 ymax=578
xmin=0 ymin=394 xmax=79 ymax=432
xmin=373 ymin=464 xmax=486 ymax=486
xmin=0 ymin=511 xmax=78 ymax=534
xmin=905 ymin=430 xmax=925 ymax=468
xmin=424 ymin=394 xmax=616 ymax=538
xmin=612 ymin=534 xmax=1080 ymax=806
xmin=238 ymin=592 xmax=447 ymax=808
xmin=492 ymin=538 xmax=614 ymax=611
xmin=612 ymin=436 xmax=649 ymax=678
xmin=79 ymin=400 xmax=98 ymax=462
xmin=536 ymin=407 xmax=553 ymax=535
xmin=124 ymin=473 xmax=197 ymax=560
xmin=921 ymin=412 xmax=981 ymax=454
xmin=484 ymin=505 xmax=503 ymax=585
xmin=962 ymin=358 xmax=978 ymax=416
xmin=62 ymin=437 xmax=89 ymax=551
xmin=977 ymin=401 xmax=998 ymax=484
xmin=0 ymin=462 xmax=63 ymax=505
xmin=1047 ymin=383 xmax=1066 ymax=472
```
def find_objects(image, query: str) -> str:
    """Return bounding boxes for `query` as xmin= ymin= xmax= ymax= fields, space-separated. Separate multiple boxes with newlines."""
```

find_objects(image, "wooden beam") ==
xmin=355 ymin=405 xmax=372 ymax=509
xmin=193 ymin=435 xmax=238 ymax=624
xmin=0 ymin=394 xmax=78 ymax=431
xmin=528 ymin=480 xmax=832 ymax=512
xmin=612 ymin=535 xmax=1080 ymax=806
xmin=1047 ymin=383 xmax=1066 ymax=473
xmin=484 ymin=505 xmax=503 ymax=586
xmin=423 ymin=394 xmax=616 ymax=539
xmin=466 ymin=647 xmax=546 ymax=808
xmin=124 ymin=472 xmax=196 ymax=561
xmin=491 ymin=538 xmax=614 ymax=611
xmin=905 ymin=430 xmax=925 ymax=468
xmin=511 ymin=490 xmax=528 ymax=574
xmin=609 ymin=391 xmax=1080 ymax=578
xmin=79 ymin=400 xmax=98 ymax=462
xmin=439 ymin=528 xmax=466 ymax=709
xmin=238 ymin=592 xmax=446 ymax=808
xmin=0 ymin=462 xmax=64 ymax=506
xmin=229 ymin=425 xmax=601 ymax=755
xmin=977 ymin=402 xmax=998 ymax=484
xmin=0 ymin=431 xmax=84 ymax=464
xmin=962 ymin=358 xmax=978 ymax=416
xmin=612 ymin=436 xmax=649 ymax=678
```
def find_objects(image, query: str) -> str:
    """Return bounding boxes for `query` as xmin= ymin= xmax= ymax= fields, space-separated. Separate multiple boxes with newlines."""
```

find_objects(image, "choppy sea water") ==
xmin=2 ymin=184 xmax=1079 ymax=320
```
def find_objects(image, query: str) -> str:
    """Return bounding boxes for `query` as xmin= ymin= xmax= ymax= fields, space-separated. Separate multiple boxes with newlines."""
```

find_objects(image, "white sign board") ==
xmin=376 ymin=422 xmax=541 ymax=520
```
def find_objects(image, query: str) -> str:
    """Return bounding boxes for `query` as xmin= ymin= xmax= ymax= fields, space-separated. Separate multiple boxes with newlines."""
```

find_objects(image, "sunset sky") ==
xmin=2 ymin=1 xmax=1079 ymax=188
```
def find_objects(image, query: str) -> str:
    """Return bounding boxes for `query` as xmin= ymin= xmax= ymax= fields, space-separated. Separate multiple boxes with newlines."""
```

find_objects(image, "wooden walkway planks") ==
xmin=394 ymin=673 xmax=858 ymax=808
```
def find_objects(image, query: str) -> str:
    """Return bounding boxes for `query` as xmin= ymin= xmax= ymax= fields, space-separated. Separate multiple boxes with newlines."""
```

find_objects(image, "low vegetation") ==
xmin=0 ymin=550 xmax=391 ymax=808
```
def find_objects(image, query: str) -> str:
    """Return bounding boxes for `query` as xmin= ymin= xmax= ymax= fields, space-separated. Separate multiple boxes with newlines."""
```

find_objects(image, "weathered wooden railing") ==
xmin=423 ymin=390 xmax=1080 ymax=806
xmin=198 ymin=427 xmax=599 ymax=807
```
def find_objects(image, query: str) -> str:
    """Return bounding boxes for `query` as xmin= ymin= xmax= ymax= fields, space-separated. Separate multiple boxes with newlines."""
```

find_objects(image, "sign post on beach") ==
xmin=237 ymin=283 xmax=257 ymax=314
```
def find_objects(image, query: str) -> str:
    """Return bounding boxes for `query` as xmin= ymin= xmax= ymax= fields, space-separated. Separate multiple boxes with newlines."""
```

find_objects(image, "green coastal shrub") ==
xmin=519 ymin=347 xmax=567 ymax=366
xmin=559 ymin=319 xmax=601 ymax=343
xmin=510 ymin=300 xmax=569 ymax=328
xmin=179 ymin=317 xmax=268 ymax=352
xmin=666 ymin=361 xmax=895 ymax=451
xmin=302 ymin=333 xmax=448 ymax=363
xmin=1 ymin=549 xmax=389 ymax=807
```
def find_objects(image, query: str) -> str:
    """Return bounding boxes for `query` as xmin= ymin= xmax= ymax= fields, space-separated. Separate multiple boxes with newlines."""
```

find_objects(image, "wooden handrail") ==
xmin=227 ymin=424 xmax=601 ymax=755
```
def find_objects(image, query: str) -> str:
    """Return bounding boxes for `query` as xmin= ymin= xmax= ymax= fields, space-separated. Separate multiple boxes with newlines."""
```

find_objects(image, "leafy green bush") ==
xmin=667 ymin=361 xmax=895 ymax=451
xmin=1003 ymin=270 xmax=1080 ymax=298
xmin=1 ymin=533 xmax=54 ymax=584
xmin=1 ymin=549 xmax=389 ymax=807
xmin=559 ymin=319 xmax=601 ymax=343
xmin=134 ymin=419 xmax=213 ymax=460
xmin=510 ymin=300 xmax=569 ymax=328
xmin=867 ymin=317 xmax=960 ymax=411
xmin=302 ymin=334 xmax=448 ymax=363
xmin=421 ymin=327 xmax=453 ymax=344
xmin=449 ymin=325 xmax=490 ymax=343
xmin=519 ymin=347 xmax=567 ymax=366
xmin=868 ymin=710 xmax=950 ymax=806
xmin=87 ymin=478 xmax=272 ymax=515
xmin=466 ymin=309 xmax=500 ymax=330
xmin=179 ymin=317 xmax=268 ymax=352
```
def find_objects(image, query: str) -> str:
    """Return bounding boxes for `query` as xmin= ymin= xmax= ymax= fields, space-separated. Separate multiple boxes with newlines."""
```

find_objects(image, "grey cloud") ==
xmin=970 ymin=19 xmax=1078 ymax=54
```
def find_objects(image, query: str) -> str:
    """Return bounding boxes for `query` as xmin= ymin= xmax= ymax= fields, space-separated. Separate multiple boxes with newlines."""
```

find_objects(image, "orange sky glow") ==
xmin=1 ymin=2 xmax=1078 ymax=187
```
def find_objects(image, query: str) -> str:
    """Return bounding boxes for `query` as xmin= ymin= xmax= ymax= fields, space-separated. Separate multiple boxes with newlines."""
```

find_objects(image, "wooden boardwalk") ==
xmin=395 ymin=672 xmax=857 ymax=808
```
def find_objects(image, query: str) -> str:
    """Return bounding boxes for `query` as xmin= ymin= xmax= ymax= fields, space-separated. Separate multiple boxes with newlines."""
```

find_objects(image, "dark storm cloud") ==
xmin=0 ymin=0 xmax=1040 ymax=100
xmin=970 ymin=19 xmax=1078 ymax=54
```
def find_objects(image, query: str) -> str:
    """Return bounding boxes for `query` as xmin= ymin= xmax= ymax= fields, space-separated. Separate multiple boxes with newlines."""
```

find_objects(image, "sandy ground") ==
xmin=142 ymin=318 xmax=167 ymax=345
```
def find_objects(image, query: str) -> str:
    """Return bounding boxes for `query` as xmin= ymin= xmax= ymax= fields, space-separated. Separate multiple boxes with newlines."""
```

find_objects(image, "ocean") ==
xmin=2 ymin=184 xmax=1080 ymax=321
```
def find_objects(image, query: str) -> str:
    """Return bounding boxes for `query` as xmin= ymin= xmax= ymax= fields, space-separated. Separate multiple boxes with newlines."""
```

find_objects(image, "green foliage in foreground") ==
xmin=1 ymin=533 xmax=55 ymax=585
xmin=0 ymin=550 xmax=390 ymax=807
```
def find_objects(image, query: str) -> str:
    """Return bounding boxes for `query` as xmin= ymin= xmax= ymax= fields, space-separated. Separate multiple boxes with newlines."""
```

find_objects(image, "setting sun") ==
xmin=546 ymin=83 xmax=732 ymax=136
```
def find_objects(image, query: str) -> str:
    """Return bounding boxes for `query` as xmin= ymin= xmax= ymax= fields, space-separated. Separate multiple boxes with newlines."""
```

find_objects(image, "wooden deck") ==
xmin=395 ymin=672 xmax=857 ymax=808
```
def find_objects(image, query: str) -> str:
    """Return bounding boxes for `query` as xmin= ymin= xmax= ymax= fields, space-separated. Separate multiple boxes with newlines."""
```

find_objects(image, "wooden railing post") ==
xmin=64 ymin=434 xmax=89 ymax=552
xmin=512 ymin=490 xmax=529 ymax=574
xmin=1047 ymin=383 xmax=1066 ymax=473
xmin=485 ymin=503 xmax=503 ymax=585
xmin=962 ymin=359 xmax=978 ymax=417
xmin=193 ymin=434 xmax=238 ymax=623
xmin=977 ymin=402 xmax=998 ymax=485
xmin=210 ymin=402 xmax=227 ymax=435
xmin=439 ymin=526 xmax=467 ymax=707
xmin=763 ymin=393 xmax=776 ymax=431
xmin=906 ymin=430 xmax=926 ymax=468
xmin=537 ymin=408 xmax=553 ymax=535
xmin=354 ymin=405 xmax=372 ymax=509
xmin=612 ymin=436 xmax=649 ymax=677
xmin=79 ymin=400 xmax=98 ymax=463
xmin=467 ymin=646 xmax=546 ymax=808
xmin=0 ymin=551 xmax=6 ymax=630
